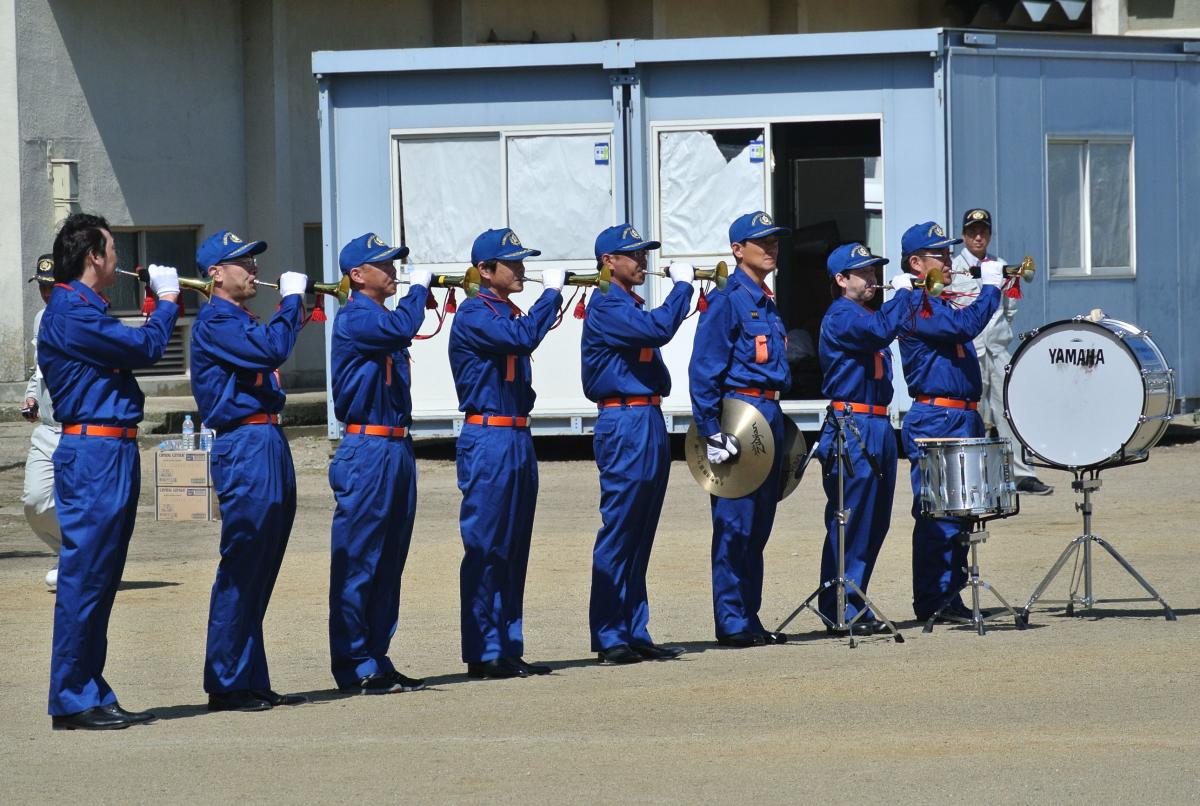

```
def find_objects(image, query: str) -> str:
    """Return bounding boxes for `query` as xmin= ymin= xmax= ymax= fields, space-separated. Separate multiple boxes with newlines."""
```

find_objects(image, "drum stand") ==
xmin=922 ymin=520 xmax=1026 ymax=636
xmin=1021 ymin=469 xmax=1176 ymax=623
xmin=775 ymin=407 xmax=904 ymax=648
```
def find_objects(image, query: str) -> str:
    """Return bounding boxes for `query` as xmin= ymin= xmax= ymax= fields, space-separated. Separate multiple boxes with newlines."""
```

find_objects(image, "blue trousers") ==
xmin=589 ymin=405 xmax=670 ymax=651
xmin=816 ymin=412 xmax=897 ymax=622
xmin=710 ymin=394 xmax=786 ymax=639
xmin=204 ymin=425 xmax=296 ymax=694
xmin=902 ymin=402 xmax=982 ymax=618
xmin=456 ymin=424 xmax=538 ymax=663
xmin=48 ymin=434 xmax=140 ymax=716
xmin=329 ymin=433 xmax=417 ymax=688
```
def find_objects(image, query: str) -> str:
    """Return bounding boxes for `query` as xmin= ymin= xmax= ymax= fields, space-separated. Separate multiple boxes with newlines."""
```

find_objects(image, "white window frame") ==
xmin=1045 ymin=135 xmax=1137 ymax=279
xmin=389 ymin=123 xmax=616 ymax=275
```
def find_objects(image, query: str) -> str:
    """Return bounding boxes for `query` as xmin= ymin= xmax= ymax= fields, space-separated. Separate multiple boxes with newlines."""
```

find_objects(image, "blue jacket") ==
xmin=581 ymin=282 xmax=692 ymax=401
xmin=37 ymin=280 xmax=179 ymax=426
xmin=688 ymin=268 xmax=790 ymax=436
xmin=190 ymin=295 xmax=304 ymax=429
xmin=897 ymin=285 xmax=1001 ymax=400
xmin=818 ymin=291 xmax=914 ymax=405
xmin=448 ymin=288 xmax=561 ymax=416
xmin=330 ymin=287 xmax=427 ymax=426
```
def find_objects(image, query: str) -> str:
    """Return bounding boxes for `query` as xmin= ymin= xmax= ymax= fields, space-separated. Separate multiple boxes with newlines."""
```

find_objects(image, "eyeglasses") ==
xmin=918 ymin=251 xmax=950 ymax=263
xmin=222 ymin=257 xmax=258 ymax=270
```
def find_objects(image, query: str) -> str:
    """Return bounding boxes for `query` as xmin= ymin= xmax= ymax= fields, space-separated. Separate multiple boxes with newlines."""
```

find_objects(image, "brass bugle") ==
xmin=963 ymin=255 xmax=1036 ymax=282
xmin=524 ymin=265 xmax=612 ymax=294
xmin=646 ymin=260 xmax=729 ymax=290
xmin=870 ymin=267 xmax=945 ymax=297
xmin=396 ymin=266 xmax=482 ymax=298
xmin=118 ymin=268 xmax=213 ymax=298
xmin=252 ymin=275 xmax=351 ymax=304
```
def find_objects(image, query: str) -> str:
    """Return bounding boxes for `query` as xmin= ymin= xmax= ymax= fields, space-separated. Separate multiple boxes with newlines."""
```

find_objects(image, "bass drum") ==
xmin=1004 ymin=317 xmax=1175 ymax=469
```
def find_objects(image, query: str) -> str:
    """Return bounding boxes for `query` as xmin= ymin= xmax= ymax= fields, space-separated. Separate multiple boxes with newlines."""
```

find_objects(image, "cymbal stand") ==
xmin=1020 ymin=468 xmax=1175 ymax=623
xmin=775 ymin=407 xmax=903 ymax=648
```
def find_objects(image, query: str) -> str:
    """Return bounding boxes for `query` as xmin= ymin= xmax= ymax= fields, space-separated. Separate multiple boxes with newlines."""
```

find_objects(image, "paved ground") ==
xmin=1 ymin=419 xmax=1197 ymax=804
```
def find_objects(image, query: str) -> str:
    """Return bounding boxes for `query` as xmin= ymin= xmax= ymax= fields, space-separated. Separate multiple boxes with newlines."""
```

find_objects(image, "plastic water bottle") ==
xmin=182 ymin=414 xmax=195 ymax=451
xmin=199 ymin=421 xmax=213 ymax=452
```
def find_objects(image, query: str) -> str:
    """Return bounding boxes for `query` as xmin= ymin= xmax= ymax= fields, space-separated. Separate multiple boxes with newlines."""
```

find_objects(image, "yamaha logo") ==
xmin=1049 ymin=347 xmax=1105 ymax=367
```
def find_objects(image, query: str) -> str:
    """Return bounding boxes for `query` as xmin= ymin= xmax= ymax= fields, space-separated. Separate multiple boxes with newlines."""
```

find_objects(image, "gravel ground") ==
xmin=0 ymin=420 xmax=1196 ymax=804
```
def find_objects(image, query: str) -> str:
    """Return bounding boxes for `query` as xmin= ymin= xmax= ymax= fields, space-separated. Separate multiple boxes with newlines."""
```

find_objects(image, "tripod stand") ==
xmin=922 ymin=519 xmax=1026 ymax=636
xmin=775 ymin=406 xmax=903 ymax=648
xmin=1021 ymin=468 xmax=1176 ymax=623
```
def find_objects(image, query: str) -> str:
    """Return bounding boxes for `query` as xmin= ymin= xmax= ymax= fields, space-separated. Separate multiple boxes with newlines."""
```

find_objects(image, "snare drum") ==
xmin=1004 ymin=318 xmax=1175 ymax=469
xmin=916 ymin=437 xmax=1017 ymax=519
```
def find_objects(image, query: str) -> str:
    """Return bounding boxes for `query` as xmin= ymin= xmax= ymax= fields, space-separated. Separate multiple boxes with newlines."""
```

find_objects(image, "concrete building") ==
xmin=2 ymin=0 xmax=1196 ymax=402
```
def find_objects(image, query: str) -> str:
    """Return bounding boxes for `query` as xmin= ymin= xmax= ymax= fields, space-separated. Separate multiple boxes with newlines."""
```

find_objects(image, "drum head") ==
xmin=1005 ymin=321 xmax=1143 ymax=468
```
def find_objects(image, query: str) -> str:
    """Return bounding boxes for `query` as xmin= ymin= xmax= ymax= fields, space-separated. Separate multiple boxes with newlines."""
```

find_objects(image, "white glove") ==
xmin=888 ymin=273 xmax=914 ymax=292
xmin=705 ymin=433 xmax=740 ymax=465
xmin=147 ymin=264 xmax=180 ymax=298
xmin=979 ymin=259 xmax=1004 ymax=288
xmin=667 ymin=261 xmax=695 ymax=284
xmin=407 ymin=268 xmax=432 ymax=290
xmin=540 ymin=268 xmax=566 ymax=291
xmin=279 ymin=271 xmax=309 ymax=298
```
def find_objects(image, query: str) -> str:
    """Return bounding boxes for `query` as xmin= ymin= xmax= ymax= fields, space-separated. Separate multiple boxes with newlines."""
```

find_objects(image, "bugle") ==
xmin=646 ymin=260 xmax=730 ymax=290
xmin=397 ymin=267 xmax=482 ymax=298
xmin=964 ymin=255 xmax=1036 ymax=282
xmin=118 ymin=268 xmax=213 ymax=298
xmin=253 ymin=274 xmax=352 ymax=304
xmin=525 ymin=265 xmax=612 ymax=294
xmin=870 ymin=267 xmax=946 ymax=297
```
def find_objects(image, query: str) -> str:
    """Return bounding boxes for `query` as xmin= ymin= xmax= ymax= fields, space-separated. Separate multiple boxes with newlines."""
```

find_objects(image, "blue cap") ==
xmin=338 ymin=233 xmax=410 ymax=274
xmin=826 ymin=243 xmax=888 ymax=278
xmin=901 ymin=221 xmax=962 ymax=256
xmin=471 ymin=228 xmax=541 ymax=264
xmin=197 ymin=230 xmax=267 ymax=271
xmin=594 ymin=224 xmax=660 ymax=260
xmin=728 ymin=211 xmax=791 ymax=244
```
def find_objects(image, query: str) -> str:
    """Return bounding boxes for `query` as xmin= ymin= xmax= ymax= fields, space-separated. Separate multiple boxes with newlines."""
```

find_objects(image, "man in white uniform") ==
xmin=22 ymin=254 xmax=64 ymax=587
xmin=948 ymin=209 xmax=1052 ymax=495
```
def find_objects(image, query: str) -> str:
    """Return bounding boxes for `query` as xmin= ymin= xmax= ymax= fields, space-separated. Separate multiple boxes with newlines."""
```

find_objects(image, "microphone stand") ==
xmin=776 ymin=405 xmax=904 ymax=648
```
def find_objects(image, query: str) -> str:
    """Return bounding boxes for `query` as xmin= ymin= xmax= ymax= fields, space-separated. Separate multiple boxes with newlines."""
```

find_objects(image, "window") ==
xmin=1047 ymin=138 xmax=1134 ymax=277
xmin=110 ymin=227 xmax=202 ymax=314
xmin=656 ymin=128 xmax=768 ymax=259
xmin=395 ymin=128 xmax=614 ymax=271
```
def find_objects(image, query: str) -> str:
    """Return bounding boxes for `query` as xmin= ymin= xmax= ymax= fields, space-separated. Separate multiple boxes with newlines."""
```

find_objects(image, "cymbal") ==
xmin=684 ymin=398 xmax=774 ymax=498
xmin=778 ymin=415 xmax=808 ymax=501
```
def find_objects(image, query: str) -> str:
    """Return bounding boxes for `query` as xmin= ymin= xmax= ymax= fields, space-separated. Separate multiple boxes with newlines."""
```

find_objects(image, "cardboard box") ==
xmin=155 ymin=486 xmax=221 ymax=522
xmin=156 ymin=450 xmax=211 ymax=487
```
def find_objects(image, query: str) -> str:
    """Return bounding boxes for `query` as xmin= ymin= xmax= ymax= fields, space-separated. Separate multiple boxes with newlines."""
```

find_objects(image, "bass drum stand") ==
xmin=775 ymin=406 xmax=904 ymax=648
xmin=1021 ymin=465 xmax=1176 ymax=623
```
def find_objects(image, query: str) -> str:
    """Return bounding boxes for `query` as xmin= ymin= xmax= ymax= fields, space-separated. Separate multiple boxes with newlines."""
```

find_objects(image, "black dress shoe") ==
xmin=467 ymin=659 xmax=524 ymax=679
xmin=509 ymin=657 xmax=552 ymax=676
xmin=52 ymin=706 xmax=132 ymax=731
xmin=208 ymin=690 xmax=273 ymax=712
xmin=101 ymin=702 xmax=157 ymax=724
xmin=598 ymin=645 xmax=643 ymax=665
xmin=252 ymin=689 xmax=307 ymax=706
xmin=388 ymin=671 xmax=427 ymax=691
xmin=631 ymin=642 xmax=685 ymax=660
xmin=759 ymin=630 xmax=789 ymax=644
xmin=716 ymin=631 xmax=766 ymax=648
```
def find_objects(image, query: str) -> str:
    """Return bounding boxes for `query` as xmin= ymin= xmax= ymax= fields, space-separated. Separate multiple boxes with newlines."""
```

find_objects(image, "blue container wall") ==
xmin=948 ymin=51 xmax=1200 ymax=401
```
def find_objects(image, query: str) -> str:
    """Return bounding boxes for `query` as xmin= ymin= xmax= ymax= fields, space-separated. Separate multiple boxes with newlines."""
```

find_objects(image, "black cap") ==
xmin=29 ymin=254 xmax=54 ymax=284
xmin=961 ymin=208 xmax=992 ymax=230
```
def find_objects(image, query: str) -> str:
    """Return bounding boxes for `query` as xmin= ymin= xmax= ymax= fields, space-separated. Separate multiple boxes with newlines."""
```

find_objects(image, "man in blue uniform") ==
xmin=190 ymin=230 xmax=310 ymax=712
xmin=815 ymin=243 xmax=914 ymax=634
xmin=40 ymin=213 xmax=180 ymax=730
xmin=895 ymin=221 xmax=1003 ymax=621
xmin=328 ymin=233 xmax=432 ymax=694
xmin=582 ymin=224 xmax=694 ymax=665
xmin=689 ymin=211 xmax=792 ymax=648
xmin=449 ymin=228 xmax=565 ymax=679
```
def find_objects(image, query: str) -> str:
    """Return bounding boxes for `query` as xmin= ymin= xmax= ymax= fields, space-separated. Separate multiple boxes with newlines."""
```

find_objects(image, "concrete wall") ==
xmin=1 ymin=2 xmax=23 ymax=386
xmin=5 ymin=0 xmax=244 ymax=397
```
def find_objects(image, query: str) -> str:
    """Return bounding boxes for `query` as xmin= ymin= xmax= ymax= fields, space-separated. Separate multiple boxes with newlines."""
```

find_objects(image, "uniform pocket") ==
xmin=743 ymin=321 xmax=771 ymax=364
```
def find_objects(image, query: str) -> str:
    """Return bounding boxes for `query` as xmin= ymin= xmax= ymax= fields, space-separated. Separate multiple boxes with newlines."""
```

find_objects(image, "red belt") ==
xmin=726 ymin=387 xmax=781 ymax=401
xmin=62 ymin=424 xmax=138 ymax=439
xmin=465 ymin=414 xmax=530 ymax=428
xmin=598 ymin=395 xmax=661 ymax=409
xmin=346 ymin=424 xmax=409 ymax=438
xmin=830 ymin=401 xmax=888 ymax=416
xmin=239 ymin=413 xmax=280 ymax=426
xmin=915 ymin=395 xmax=978 ymax=411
